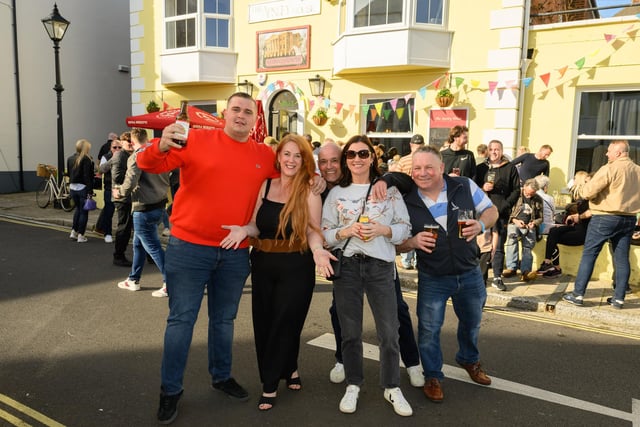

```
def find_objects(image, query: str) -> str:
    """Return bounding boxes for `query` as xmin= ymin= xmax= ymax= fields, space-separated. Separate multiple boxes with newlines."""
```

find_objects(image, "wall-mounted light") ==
xmin=238 ymin=79 xmax=254 ymax=95
xmin=308 ymin=74 xmax=326 ymax=97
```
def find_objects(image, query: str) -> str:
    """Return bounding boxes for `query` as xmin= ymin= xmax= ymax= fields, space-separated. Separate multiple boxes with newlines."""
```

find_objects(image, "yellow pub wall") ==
xmin=524 ymin=18 xmax=640 ymax=192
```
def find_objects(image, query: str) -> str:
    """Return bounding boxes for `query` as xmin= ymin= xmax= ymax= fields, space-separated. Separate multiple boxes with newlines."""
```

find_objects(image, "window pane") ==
xmin=187 ymin=18 xmax=195 ymax=46
xmin=354 ymin=0 xmax=370 ymax=27
xmin=416 ymin=0 xmax=443 ymax=24
xmin=217 ymin=19 xmax=229 ymax=47
xmin=165 ymin=21 xmax=176 ymax=48
xmin=370 ymin=0 xmax=386 ymax=26
xmin=218 ymin=0 xmax=230 ymax=14
xmin=188 ymin=0 xmax=197 ymax=13
xmin=388 ymin=0 xmax=402 ymax=24
xmin=206 ymin=18 xmax=217 ymax=46
xmin=204 ymin=0 xmax=216 ymax=13
xmin=165 ymin=0 xmax=176 ymax=17
xmin=177 ymin=0 xmax=186 ymax=15
xmin=576 ymin=91 xmax=640 ymax=173
xmin=176 ymin=20 xmax=186 ymax=47
xmin=205 ymin=18 xmax=229 ymax=47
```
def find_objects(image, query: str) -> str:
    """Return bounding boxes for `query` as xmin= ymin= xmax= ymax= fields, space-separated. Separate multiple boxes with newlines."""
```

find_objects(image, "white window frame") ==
xmin=163 ymin=0 xmax=233 ymax=52
xmin=412 ymin=0 xmax=446 ymax=27
xmin=203 ymin=0 xmax=232 ymax=49
xmin=347 ymin=0 xmax=407 ymax=33
xmin=361 ymin=93 xmax=415 ymax=140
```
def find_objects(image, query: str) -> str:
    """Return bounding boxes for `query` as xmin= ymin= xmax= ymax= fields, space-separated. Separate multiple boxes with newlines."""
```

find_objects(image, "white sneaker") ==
xmin=162 ymin=228 xmax=171 ymax=237
xmin=406 ymin=365 xmax=425 ymax=387
xmin=77 ymin=234 xmax=88 ymax=243
xmin=330 ymin=362 xmax=345 ymax=384
xmin=117 ymin=278 xmax=140 ymax=291
xmin=104 ymin=234 xmax=113 ymax=243
xmin=69 ymin=230 xmax=78 ymax=239
xmin=339 ymin=385 xmax=359 ymax=414
xmin=384 ymin=387 xmax=413 ymax=417
xmin=152 ymin=285 xmax=168 ymax=298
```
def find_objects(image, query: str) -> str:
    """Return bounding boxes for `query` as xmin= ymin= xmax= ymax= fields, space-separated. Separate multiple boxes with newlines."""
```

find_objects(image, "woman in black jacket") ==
xmin=67 ymin=139 xmax=94 ymax=242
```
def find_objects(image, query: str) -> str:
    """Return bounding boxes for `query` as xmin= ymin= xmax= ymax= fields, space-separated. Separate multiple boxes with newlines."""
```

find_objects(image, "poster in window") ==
xmin=257 ymin=26 xmax=310 ymax=72
xmin=428 ymin=108 xmax=468 ymax=149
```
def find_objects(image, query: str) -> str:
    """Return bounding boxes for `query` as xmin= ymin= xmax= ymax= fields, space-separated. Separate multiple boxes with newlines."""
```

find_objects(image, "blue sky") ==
xmin=596 ymin=0 xmax=627 ymax=18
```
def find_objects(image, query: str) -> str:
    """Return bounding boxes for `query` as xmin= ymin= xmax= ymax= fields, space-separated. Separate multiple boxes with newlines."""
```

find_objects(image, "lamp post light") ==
xmin=42 ymin=3 xmax=69 ymax=186
xmin=238 ymin=79 xmax=254 ymax=96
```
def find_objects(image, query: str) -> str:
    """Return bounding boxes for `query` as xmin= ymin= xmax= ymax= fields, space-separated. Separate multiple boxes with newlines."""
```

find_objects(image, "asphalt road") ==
xmin=1 ymin=219 xmax=638 ymax=426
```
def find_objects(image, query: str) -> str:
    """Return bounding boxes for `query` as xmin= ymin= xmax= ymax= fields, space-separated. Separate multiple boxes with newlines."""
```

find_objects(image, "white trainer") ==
xmin=69 ymin=230 xmax=78 ymax=239
xmin=406 ymin=365 xmax=425 ymax=387
xmin=104 ymin=234 xmax=113 ymax=243
xmin=117 ymin=278 xmax=140 ymax=291
xmin=339 ymin=385 xmax=359 ymax=414
xmin=384 ymin=387 xmax=413 ymax=417
xmin=152 ymin=285 xmax=168 ymax=298
xmin=77 ymin=234 xmax=88 ymax=243
xmin=329 ymin=362 xmax=345 ymax=384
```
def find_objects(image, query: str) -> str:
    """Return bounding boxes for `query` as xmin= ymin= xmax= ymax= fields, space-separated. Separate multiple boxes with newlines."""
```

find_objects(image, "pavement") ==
xmin=1 ymin=190 xmax=639 ymax=336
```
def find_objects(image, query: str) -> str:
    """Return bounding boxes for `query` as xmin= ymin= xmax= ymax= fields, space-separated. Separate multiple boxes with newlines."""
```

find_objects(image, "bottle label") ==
xmin=175 ymin=120 xmax=189 ymax=141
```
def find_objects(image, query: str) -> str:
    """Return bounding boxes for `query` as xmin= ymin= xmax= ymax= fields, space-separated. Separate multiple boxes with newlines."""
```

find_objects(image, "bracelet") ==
xmin=479 ymin=220 xmax=486 ymax=233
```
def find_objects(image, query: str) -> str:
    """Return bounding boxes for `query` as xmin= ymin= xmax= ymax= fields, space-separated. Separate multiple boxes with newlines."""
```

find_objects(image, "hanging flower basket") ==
xmin=312 ymin=108 xmax=328 ymax=126
xmin=435 ymin=88 xmax=454 ymax=108
xmin=146 ymin=100 xmax=161 ymax=113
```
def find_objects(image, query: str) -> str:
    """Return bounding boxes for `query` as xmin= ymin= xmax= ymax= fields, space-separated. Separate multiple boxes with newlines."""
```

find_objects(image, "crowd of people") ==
xmin=63 ymin=93 xmax=639 ymax=424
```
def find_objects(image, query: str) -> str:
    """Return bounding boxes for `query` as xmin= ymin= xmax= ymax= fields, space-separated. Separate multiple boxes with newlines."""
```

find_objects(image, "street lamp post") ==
xmin=41 ymin=3 xmax=69 ymax=186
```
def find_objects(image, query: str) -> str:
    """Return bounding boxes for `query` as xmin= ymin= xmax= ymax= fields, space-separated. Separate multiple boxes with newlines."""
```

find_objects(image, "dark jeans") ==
xmin=97 ymin=190 xmax=115 ymax=235
xmin=70 ymin=188 xmax=89 ymax=235
xmin=334 ymin=255 xmax=400 ymax=388
xmin=492 ymin=217 xmax=508 ymax=277
xmin=330 ymin=270 xmax=420 ymax=368
xmin=113 ymin=201 xmax=132 ymax=260
xmin=544 ymin=223 xmax=588 ymax=266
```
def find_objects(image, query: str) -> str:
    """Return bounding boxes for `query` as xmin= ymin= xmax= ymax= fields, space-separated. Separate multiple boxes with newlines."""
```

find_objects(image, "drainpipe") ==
xmin=8 ymin=0 xmax=24 ymax=191
xmin=516 ymin=0 xmax=532 ymax=156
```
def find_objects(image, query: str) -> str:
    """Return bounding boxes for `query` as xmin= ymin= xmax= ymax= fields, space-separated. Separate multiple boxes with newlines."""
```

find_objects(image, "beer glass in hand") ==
xmin=457 ymin=210 xmax=474 ymax=239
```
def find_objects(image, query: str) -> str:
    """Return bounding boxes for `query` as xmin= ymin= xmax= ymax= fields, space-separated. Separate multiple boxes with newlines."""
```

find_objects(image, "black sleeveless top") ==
xmin=256 ymin=179 xmax=293 ymax=239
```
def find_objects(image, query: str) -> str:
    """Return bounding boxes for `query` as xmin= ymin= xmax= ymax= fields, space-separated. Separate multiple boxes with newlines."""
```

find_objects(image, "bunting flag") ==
xmin=455 ymin=77 xmax=464 ymax=88
xmin=389 ymin=99 xmax=398 ymax=111
xmin=370 ymin=108 xmax=378 ymax=121
xmin=557 ymin=65 xmax=568 ymax=78
xmin=575 ymin=57 xmax=586 ymax=70
xmin=404 ymin=93 xmax=413 ymax=103
xmin=471 ymin=80 xmax=480 ymax=88
xmin=604 ymin=33 xmax=616 ymax=43
xmin=523 ymin=77 xmax=533 ymax=88
xmin=396 ymin=107 xmax=405 ymax=119
xmin=324 ymin=98 xmax=331 ymax=109
xmin=335 ymin=102 xmax=343 ymax=114
xmin=434 ymin=77 xmax=442 ymax=89
xmin=418 ymin=87 xmax=427 ymax=100
xmin=540 ymin=72 xmax=551 ymax=87
xmin=361 ymin=104 xmax=370 ymax=115
xmin=488 ymin=81 xmax=498 ymax=94
xmin=309 ymin=99 xmax=315 ymax=110
xmin=382 ymin=109 xmax=392 ymax=120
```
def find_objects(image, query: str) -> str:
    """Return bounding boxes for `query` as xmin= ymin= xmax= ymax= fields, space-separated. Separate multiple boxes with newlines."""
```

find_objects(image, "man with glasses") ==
xmin=96 ymin=138 xmax=122 ymax=243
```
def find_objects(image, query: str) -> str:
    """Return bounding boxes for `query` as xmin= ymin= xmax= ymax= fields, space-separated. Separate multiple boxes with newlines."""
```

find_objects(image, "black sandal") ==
xmin=286 ymin=376 xmax=302 ymax=391
xmin=258 ymin=394 xmax=276 ymax=411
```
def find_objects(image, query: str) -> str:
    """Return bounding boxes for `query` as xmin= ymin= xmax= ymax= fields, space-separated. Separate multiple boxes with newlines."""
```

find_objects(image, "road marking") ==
xmin=0 ymin=407 xmax=32 ymax=426
xmin=0 ymin=394 xmax=65 ymax=427
xmin=308 ymin=333 xmax=639 ymax=424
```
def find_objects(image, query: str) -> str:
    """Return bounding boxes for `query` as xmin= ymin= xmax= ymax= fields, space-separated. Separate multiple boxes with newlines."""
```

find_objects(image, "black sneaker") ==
xmin=537 ymin=261 xmax=555 ymax=274
xmin=543 ymin=267 xmax=562 ymax=277
xmin=491 ymin=278 xmax=507 ymax=291
xmin=212 ymin=378 xmax=249 ymax=401
xmin=606 ymin=297 xmax=624 ymax=309
xmin=157 ymin=390 xmax=182 ymax=425
xmin=113 ymin=257 xmax=132 ymax=267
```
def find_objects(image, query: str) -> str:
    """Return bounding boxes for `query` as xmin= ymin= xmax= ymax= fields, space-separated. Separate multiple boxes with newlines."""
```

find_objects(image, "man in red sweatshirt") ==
xmin=137 ymin=93 xmax=279 ymax=424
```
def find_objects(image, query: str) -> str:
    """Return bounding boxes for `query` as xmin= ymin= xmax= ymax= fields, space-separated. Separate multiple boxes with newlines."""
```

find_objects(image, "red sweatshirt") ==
xmin=136 ymin=129 xmax=277 ymax=247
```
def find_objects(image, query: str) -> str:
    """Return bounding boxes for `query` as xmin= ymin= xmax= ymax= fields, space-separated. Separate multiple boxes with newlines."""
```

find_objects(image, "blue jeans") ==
xmin=70 ymin=188 xmax=89 ymax=235
xmin=572 ymin=215 xmax=636 ymax=302
xmin=129 ymin=208 xmax=165 ymax=283
xmin=417 ymin=266 xmax=487 ymax=380
xmin=161 ymin=237 xmax=250 ymax=395
xmin=98 ymin=190 xmax=115 ymax=235
xmin=505 ymin=224 xmax=537 ymax=272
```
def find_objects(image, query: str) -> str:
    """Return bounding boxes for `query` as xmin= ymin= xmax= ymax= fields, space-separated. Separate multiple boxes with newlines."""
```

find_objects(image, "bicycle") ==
xmin=35 ymin=163 xmax=75 ymax=212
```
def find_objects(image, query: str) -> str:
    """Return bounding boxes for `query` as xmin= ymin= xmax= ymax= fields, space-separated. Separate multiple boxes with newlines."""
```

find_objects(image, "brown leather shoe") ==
xmin=521 ymin=271 xmax=537 ymax=282
xmin=423 ymin=378 xmax=443 ymax=402
xmin=502 ymin=269 xmax=517 ymax=278
xmin=458 ymin=361 xmax=491 ymax=386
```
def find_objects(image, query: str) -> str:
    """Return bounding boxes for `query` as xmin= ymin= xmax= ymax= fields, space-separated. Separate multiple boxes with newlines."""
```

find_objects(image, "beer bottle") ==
xmin=174 ymin=100 xmax=189 ymax=146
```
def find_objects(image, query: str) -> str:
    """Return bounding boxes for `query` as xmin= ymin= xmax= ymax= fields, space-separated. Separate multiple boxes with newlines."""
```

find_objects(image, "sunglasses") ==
xmin=112 ymin=146 xmax=122 ymax=150
xmin=345 ymin=149 xmax=371 ymax=159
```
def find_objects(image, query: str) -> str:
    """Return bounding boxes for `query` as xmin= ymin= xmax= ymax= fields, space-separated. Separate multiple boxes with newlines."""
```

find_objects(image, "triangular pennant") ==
xmin=361 ymin=104 xmax=370 ymax=115
xmin=309 ymin=100 xmax=315 ymax=110
xmin=505 ymin=80 xmax=516 ymax=89
xmin=455 ymin=77 xmax=464 ymax=88
xmin=370 ymin=109 xmax=378 ymax=121
xmin=324 ymin=98 xmax=331 ymax=109
xmin=335 ymin=103 xmax=343 ymax=114
xmin=604 ymin=33 xmax=616 ymax=43
xmin=557 ymin=65 xmax=568 ymax=78
xmin=488 ymin=81 xmax=498 ymax=94
xmin=389 ymin=99 xmax=398 ymax=111
xmin=589 ymin=49 xmax=600 ymax=57
xmin=523 ymin=77 xmax=533 ymax=88
xmin=382 ymin=109 xmax=392 ymax=120
xmin=404 ymin=93 xmax=413 ymax=103
xmin=418 ymin=87 xmax=427 ymax=100
xmin=375 ymin=102 xmax=384 ymax=115
xmin=396 ymin=107 xmax=405 ymax=120
xmin=575 ymin=57 xmax=586 ymax=70
xmin=540 ymin=72 xmax=551 ymax=87
xmin=471 ymin=80 xmax=480 ymax=88
xmin=434 ymin=78 xmax=442 ymax=89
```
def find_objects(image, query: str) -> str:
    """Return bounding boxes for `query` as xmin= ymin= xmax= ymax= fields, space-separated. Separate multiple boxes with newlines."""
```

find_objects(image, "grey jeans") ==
xmin=334 ymin=254 xmax=400 ymax=388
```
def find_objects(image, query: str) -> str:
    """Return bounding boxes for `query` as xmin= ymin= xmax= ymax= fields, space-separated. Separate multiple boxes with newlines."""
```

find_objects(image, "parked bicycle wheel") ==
xmin=36 ymin=180 xmax=51 ymax=208
xmin=59 ymin=180 xmax=75 ymax=212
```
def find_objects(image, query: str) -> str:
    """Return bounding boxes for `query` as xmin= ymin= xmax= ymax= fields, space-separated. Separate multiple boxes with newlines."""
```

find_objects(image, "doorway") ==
xmin=269 ymin=90 xmax=299 ymax=140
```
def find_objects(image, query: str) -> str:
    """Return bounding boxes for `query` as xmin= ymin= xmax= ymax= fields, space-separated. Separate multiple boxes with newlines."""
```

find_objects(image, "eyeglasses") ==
xmin=345 ymin=150 xmax=371 ymax=160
